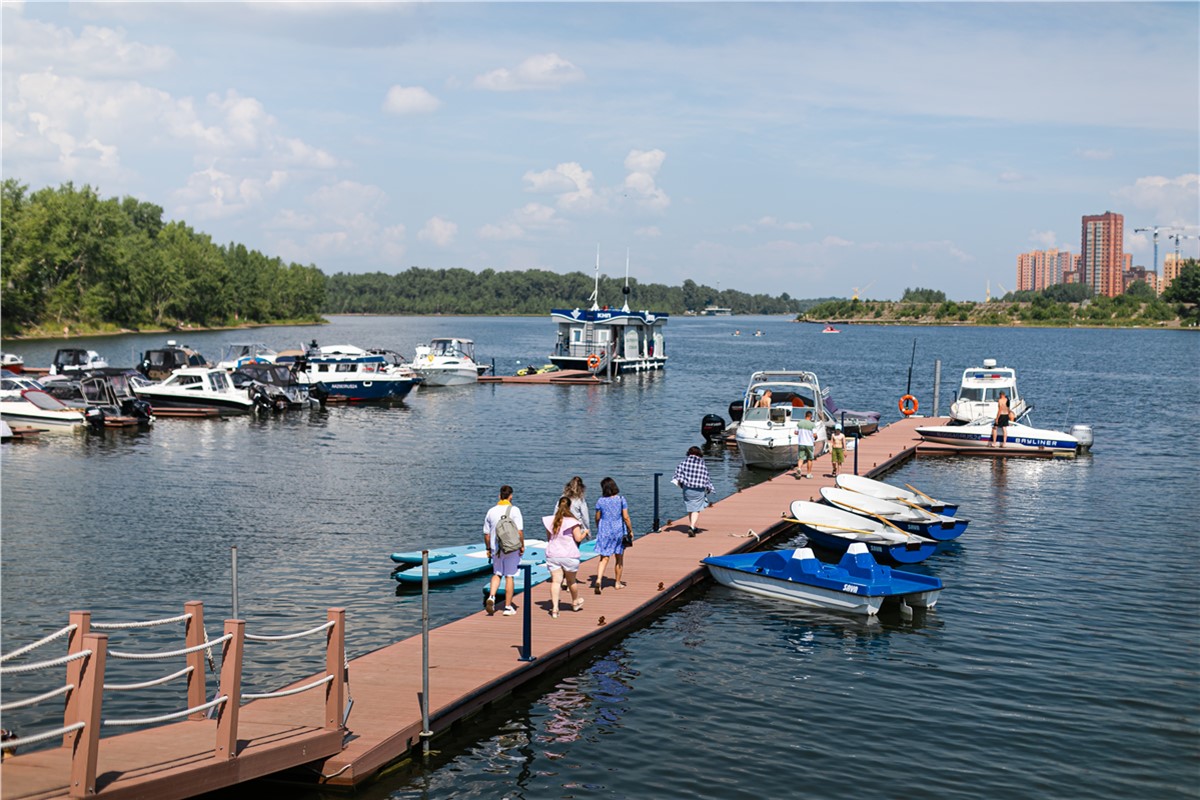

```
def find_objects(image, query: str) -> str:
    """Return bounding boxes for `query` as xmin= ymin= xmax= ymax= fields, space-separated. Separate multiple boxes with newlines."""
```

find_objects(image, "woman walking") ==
xmin=672 ymin=446 xmax=714 ymax=537
xmin=592 ymin=477 xmax=632 ymax=594
xmin=543 ymin=496 xmax=586 ymax=617
xmin=563 ymin=476 xmax=591 ymax=540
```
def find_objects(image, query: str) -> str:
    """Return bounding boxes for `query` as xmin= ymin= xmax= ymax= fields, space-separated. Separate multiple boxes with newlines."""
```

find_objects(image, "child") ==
xmin=829 ymin=423 xmax=847 ymax=476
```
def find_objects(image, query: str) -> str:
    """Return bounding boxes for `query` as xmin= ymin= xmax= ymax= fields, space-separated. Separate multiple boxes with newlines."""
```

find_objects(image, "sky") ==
xmin=3 ymin=1 xmax=1198 ymax=302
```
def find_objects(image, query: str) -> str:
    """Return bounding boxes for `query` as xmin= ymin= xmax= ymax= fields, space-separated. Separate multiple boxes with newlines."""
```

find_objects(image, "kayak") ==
xmin=391 ymin=538 xmax=548 ymax=565
xmin=394 ymin=542 xmax=548 ymax=583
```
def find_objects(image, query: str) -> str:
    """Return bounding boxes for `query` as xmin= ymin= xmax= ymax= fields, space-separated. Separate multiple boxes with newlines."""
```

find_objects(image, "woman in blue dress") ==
xmin=591 ymin=476 xmax=632 ymax=594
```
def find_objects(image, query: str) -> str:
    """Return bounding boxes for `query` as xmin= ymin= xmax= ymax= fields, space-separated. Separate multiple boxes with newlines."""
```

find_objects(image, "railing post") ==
xmin=185 ymin=601 xmax=206 ymax=720
xmin=933 ymin=359 xmax=942 ymax=418
xmin=652 ymin=472 xmax=662 ymax=532
xmin=214 ymin=619 xmax=244 ymax=761
xmin=854 ymin=429 xmax=861 ymax=476
xmin=324 ymin=608 xmax=346 ymax=732
xmin=68 ymin=633 xmax=106 ymax=799
xmin=420 ymin=552 xmax=432 ymax=757
xmin=518 ymin=564 xmax=535 ymax=662
xmin=63 ymin=610 xmax=91 ymax=747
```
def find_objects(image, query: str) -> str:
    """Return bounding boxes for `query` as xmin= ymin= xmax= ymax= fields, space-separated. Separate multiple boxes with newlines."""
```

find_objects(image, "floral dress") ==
xmin=594 ymin=495 xmax=629 ymax=556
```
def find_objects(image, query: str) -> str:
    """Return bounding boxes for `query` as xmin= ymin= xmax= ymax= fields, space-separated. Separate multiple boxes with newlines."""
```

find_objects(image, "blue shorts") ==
xmin=492 ymin=549 xmax=521 ymax=577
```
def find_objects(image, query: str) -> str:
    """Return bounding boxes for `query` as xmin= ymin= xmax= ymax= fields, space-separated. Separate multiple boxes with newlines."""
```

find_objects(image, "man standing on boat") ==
xmin=991 ymin=391 xmax=1011 ymax=448
xmin=483 ymin=486 xmax=525 ymax=616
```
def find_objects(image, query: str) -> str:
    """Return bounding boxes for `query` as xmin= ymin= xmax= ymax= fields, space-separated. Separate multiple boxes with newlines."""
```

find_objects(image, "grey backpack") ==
xmin=495 ymin=507 xmax=522 ymax=554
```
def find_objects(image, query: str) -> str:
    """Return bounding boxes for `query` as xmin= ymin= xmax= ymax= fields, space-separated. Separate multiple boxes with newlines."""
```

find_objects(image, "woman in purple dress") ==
xmin=591 ymin=476 xmax=632 ymax=594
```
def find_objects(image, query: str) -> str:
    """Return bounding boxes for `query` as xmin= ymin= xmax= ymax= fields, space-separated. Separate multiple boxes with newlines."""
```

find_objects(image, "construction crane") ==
xmin=1168 ymin=232 xmax=1198 ymax=262
xmin=1133 ymin=225 xmax=1178 ymax=284
xmin=851 ymin=281 xmax=874 ymax=301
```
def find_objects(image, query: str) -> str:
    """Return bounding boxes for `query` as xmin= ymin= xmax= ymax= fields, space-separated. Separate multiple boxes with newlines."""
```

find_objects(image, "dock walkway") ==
xmin=2 ymin=417 xmax=932 ymax=799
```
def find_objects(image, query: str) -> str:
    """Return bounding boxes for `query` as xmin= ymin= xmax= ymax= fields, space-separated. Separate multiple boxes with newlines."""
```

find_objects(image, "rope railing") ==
xmin=91 ymin=612 xmax=192 ymax=631
xmin=0 ymin=624 xmax=77 ymax=663
xmin=2 ymin=721 xmax=86 ymax=750
xmin=107 ymin=634 xmax=232 ymax=661
xmin=105 ymin=665 xmax=193 ymax=692
xmin=0 ymin=683 xmax=75 ymax=712
xmin=103 ymin=695 xmax=227 ymax=727
xmin=244 ymin=619 xmax=335 ymax=642
xmin=0 ymin=649 xmax=91 ymax=676
xmin=243 ymin=674 xmax=333 ymax=701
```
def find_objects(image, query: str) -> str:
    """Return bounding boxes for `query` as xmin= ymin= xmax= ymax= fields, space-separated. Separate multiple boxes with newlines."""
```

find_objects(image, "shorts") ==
xmin=831 ymin=447 xmax=845 ymax=465
xmin=547 ymin=556 xmax=581 ymax=573
xmin=996 ymin=414 xmax=1009 ymax=428
xmin=797 ymin=445 xmax=814 ymax=461
xmin=492 ymin=549 xmax=521 ymax=577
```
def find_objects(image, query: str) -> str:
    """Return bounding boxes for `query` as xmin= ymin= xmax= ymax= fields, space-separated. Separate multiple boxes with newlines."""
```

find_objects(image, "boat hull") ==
xmin=313 ymin=377 xmax=419 ymax=402
xmin=413 ymin=368 xmax=478 ymax=387
xmin=0 ymin=405 xmax=86 ymax=427
xmin=705 ymin=564 xmax=884 ymax=615
xmin=132 ymin=390 xmax=254 ymax=414
xmin=798 ymin=525 xmax=936 ymax=564
xmin=915 ymin=423 xmax=1079 ymax=454
xmin=549 ymin=354 xmax=667 ymax=374
xmin=736 ymin=436 xmax=799 ymax=470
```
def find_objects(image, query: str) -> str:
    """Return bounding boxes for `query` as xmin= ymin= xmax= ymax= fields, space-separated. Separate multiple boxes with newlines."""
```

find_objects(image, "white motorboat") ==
xmin=0 ymin=389 xmax=88 ymax=427
xmin=948 ymin=359 xmax=1028 ymax=425
xmin=413 ymin=338 xmax=483 ymax=386
xmin=915 ymin=418 xmax=1085 ymax=455
xmin=49 ymin=348 xmax=109 ymax=376
xmin=1 ymin=353 xmax=25 ymax=373
xmin=733 ymin=371 xmax=832 ymax=469
xmin=216 ymin=342 xmax=278 ymax=371
xmin=1 ymin=371 xmax=46 ymax=399
xmin=132 ymin=367 xmax=256 ymax=413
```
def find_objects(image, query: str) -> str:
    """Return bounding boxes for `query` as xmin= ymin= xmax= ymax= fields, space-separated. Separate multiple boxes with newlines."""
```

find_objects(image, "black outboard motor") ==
xmin=728 ymin=400 xmax=744 ymax=423
xmin=85 ymin=407 xmax=106 ymax=433
xmin=701 ymin=413 xmax=726 ymax=440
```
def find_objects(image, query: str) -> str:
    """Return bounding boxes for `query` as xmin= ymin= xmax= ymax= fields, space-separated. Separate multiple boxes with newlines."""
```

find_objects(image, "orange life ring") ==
xmin=899 ymin=394 xmax=918 ymax=416
xmin=586 ymin=354 xmax=601 ymax=369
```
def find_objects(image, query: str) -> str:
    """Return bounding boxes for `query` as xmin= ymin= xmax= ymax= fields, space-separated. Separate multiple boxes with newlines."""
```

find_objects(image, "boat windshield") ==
xmin=959 ymin=386 xmax=1014 ymax=402
xmin=23 ymin=390 xmax=72 ymax=410
xmin=207 ymin=372 xmax=231 ymax=392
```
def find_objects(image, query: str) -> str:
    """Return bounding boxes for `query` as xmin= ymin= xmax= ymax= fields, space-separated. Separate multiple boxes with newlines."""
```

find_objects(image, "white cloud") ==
xmin=523 ymin=162 xmax=598 ymax=211
xmin=173 ymin=166 xmax=285 ymax=220
xmin=478 ymin=202 xmax=565 ymax=241
xmin=1112 ymin=174 xmax=1200 ymax=230
xmin=1029 ymin=230 xmax=1058 ymax=249
xmin=382 ymin=85 xmax=441 ymax=115
xmin=623 ymin=148 xmax=669 ymax=212
xmin=3 ymin=12 xmax=175 ymax=78
xmin=473 ymin=53 xmax=584 ymax=91
xmin=418 ymin=216 xmax=457 ymax=246
xmin=270 ymin=180 xmax=407 ymax=267
xmin=478 ymin=221 xmax=525 ymax=241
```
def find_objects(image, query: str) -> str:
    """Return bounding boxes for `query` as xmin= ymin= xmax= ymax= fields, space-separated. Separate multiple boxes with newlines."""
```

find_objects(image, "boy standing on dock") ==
xmin=483 ymin=486 xmax=525 ymax=616
xmin=829 ymin=424 xmax=846 ymax=476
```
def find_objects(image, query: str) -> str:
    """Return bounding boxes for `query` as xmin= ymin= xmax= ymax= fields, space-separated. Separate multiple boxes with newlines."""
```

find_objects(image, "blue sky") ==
xmin=3 ymin=2 xmax=1197 ymax=301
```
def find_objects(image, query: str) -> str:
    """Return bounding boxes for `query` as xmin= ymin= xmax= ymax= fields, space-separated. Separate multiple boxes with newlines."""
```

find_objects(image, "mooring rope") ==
xmin=0 ymin=624 xmax=77 ymax=663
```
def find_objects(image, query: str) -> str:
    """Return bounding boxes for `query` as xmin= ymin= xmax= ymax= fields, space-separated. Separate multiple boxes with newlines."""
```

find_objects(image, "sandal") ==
xmin=573 ymin=598 xmax=585 ymax=611
xmin=614 ymin=582 xmax=626 ymax=590
xmin=550 ymin=610 xmax=559 ymax=619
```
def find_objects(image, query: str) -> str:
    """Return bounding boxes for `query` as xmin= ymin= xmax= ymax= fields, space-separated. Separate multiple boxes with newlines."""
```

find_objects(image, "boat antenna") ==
xmin=905 ymin=338 xmax=917 ymax=397
xmin=621 ymin=248 xmax=631 ymax=313
xmin=589 ymin=245 xmax=600 ymax=311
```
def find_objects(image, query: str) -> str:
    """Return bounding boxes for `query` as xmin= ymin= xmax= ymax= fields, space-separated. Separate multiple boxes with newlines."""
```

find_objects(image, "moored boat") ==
xmin=787 ymin=500 xmax=936 ymax=564
xmin=820 ymin=486 xmax=969 ymax=541
xmin=702 ymin=543 xmax=942 ymax=616
xmin=302 ymin=343 xmax=421 ymax=402
xmin=821 ymin=389 xmax=880 ymax=436
xmin=733 ymin=371 xmax=832 ymax=469
xmin=915 ymin=419 xmax=1083 ymax=455
xmin=835 ymin=473 xmax=959 ymax=517
xmin=413 ymin=338 xmax=483 ymax=386
xmin=948 ymin=359 xmax=1028 ymax=425
xmin=49 ymin=348 xmax=109 ymax=376
xmin=132 ymin=367 xmax=256 ymax=413
xmin=216 ymin=342 xmax=278 ymax=371
xmin=0 ymin=389 xmax=89 ymax=428
xmin=138 ymin=341 xmax=211 ymax=381
xmin=1 ymin=353 xmax=25 ymax=373
xmin=40 ymin=369 xmax=155 ymax=426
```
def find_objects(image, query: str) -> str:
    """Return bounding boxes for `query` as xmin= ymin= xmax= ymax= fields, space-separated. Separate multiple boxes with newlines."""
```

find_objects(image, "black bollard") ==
xmin=652 ymin=472 xmax=662 ymax=531
xmin=518 ymin=563 xmax=536 ymax=662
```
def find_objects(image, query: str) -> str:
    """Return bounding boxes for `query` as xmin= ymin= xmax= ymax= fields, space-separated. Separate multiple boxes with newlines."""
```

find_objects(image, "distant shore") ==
xmin=1 ymin=318 xmax=328 ymax=343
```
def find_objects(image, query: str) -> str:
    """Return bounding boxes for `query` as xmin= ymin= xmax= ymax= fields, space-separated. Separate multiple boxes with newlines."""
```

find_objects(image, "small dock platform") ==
xmin=478 ymin=369 xmax=603 ymax=385
xmin=148 ymin=406 xmax=221 ymax=418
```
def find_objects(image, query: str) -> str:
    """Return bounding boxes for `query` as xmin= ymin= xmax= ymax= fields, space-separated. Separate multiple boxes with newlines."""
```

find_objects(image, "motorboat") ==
xmin=412 ymin=338 xmax=483 ymax=386
xmin=948 ymin=359 xmax=1028 ymax=425
xmin=548 ymin=251 xmax=667 ymax=375
xmin=0 ymin=389 xmax=89 ymax=428
xmin=820 ymin=487 xmax=968 ymax=541
xmin=132 ymin=367 xmax=256 ymax=413
xmin=139 ymin=341 xmax=211 ymax=381
xmin=229 ymin=362 xmax=313 ymax=411
xmin=702 ymin=543 xmax=942 ymax=616
xmin=915 ymin=418 xmax=1086 ymax=455
xmin=821 ymin=324 xmax=841 ymax=333
xmin=787 ymin=501 xmax=936 ymax=565
xmin=821 ymin=388 xmax=880 ymax=436
xmin=733 ymin=371 xmax=832 ymax=469
xmin=301 ymin=343 xmax=421 ymax=402
xmin=40 ymin=369 xmax=155 ymax=426
xmin=216 ymin=342 xmax=278 ymax=371
xmin=835 ymin=474 xmax=959 ymax=517
xmin=49 ymin=348 xmax=108 ymax=375
xmin=1 ymin=353 xmax=25 ymax=373
xmin=0 ymin=370 xmax=46 ymax=398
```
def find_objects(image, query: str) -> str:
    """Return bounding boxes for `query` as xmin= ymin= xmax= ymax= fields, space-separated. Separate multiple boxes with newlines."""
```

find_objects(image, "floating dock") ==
xmin=0 ymin=416 xmax=995 ymax=798
xmin=478 ymin=369 xmax=603 ymax=385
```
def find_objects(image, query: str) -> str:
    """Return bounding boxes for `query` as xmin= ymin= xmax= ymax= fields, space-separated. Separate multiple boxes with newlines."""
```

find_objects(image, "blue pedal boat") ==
xmin=788 ymin=501 xmax=937 ymax=564
xmin=821 ymin=487 xmax=969 ymax=541
xmin=703 ymin=543 xmax=943 ymax=616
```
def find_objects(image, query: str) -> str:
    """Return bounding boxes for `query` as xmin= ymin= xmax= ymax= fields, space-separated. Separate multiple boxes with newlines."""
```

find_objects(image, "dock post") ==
xmin=652 ymin=472 xmax=662 ymax=531
xmin=325 ymin=608 xmax=346 ymax=731
xmin=231 ymin=545 xmax=239 ymax=620
xmin=854 ymin=429 xmax=861 ymax=475
xmin=62 ymin=610 xmax=90 ymax=747
xmin=68 ymin=633 xmax=106 ymax=800
xmin=420 ymin=551 xmax=432 ymax=757
xmin=185 ymin=601 xmax=207 ymax=719
xmin=215 ymin=619 xmax=245 ymax=761
xmin=518 ymin=564 xmax=535 ymax=662
xmin=933 ymin=359 xmax=942 ymax=417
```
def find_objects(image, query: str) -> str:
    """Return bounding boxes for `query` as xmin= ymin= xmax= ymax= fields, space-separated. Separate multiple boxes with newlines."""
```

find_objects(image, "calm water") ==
xmin=2 ymin=317 xmax=1198 ymax=799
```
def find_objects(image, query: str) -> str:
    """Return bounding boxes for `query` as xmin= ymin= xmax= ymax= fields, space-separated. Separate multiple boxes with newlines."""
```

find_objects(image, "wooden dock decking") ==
xmin=2 ymin=417 xmax=941 ymax=799
xmin=478 ymin=369 xmax=603 ymax=385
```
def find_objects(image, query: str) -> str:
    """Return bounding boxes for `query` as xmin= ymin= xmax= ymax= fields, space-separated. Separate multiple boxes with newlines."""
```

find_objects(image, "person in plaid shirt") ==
xmin=672 ymin=446 xmax=714 ymax=537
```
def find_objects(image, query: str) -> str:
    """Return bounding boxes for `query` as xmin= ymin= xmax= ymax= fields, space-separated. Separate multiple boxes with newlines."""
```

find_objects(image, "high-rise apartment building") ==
xmin=1016 ymin=249 xmax=1073 ymax=291
xmin=1162 ymin=253 xmax=1186 ymax=294
xmin=1080 ymin=212 xmax=1125 ymax=297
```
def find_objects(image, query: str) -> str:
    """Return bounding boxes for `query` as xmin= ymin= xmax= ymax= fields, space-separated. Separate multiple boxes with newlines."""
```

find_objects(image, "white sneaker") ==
xmin=485 ymin=596 xmax=496 ymax=615
xmin=502 ymin=606 xmax=517 ymax=616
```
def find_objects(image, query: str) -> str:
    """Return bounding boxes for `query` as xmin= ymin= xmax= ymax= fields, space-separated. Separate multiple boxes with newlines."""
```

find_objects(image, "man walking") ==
xmin=483 ymin=485 xmax=525 ymax=616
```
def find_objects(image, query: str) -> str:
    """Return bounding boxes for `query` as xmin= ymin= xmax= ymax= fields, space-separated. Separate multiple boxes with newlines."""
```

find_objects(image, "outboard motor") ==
xmin=701 ymin=413 xmax=726 ymax=441
xmin=85 ymin=407 xmax=106 ymax=433
xmin=309 ymin=381 xmax=329 ymax=408
xmin=129 ymin=399 xmax=154 ymax=424
xmin=728 ymin=400 xmax=744 ymax=423
xmin=1070 ymin=424 xmax=1094 ymax=452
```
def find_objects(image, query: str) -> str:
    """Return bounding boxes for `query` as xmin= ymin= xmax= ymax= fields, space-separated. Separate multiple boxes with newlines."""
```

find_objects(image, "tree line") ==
xmin=1 ymin=180 xmax=325 ymax=337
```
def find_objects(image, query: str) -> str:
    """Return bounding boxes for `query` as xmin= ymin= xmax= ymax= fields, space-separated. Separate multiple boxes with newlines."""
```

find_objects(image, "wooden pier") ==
xmin=478 ymin=369 xmax=603 ymax=385
xmin=2 ymin=416 xmax=951 ymax=798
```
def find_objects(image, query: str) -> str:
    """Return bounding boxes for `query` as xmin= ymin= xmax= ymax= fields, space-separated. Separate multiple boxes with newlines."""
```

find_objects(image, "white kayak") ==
xmin=834 ymin=474 xmax=959 ymax=516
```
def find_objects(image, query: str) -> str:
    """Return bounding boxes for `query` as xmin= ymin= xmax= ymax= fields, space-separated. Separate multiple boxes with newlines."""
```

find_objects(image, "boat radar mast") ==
xmin=589 ymin=245 xmax=600 ymax=311
xmin=621 ymin=249 xmax=631 ymax=313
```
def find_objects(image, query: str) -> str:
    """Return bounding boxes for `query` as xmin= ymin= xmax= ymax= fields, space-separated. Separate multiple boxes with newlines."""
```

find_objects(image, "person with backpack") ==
xmin=483 ymin=485 xmax=525 ymax=616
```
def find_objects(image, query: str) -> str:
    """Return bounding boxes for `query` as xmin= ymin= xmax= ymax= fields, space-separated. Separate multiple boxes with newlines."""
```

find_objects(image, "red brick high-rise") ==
xmin=1081 ymin=212 xmax=1125 ymax=297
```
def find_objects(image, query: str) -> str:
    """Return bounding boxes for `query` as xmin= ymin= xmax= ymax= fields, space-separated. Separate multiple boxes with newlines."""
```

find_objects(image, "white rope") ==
xmin=0 ymin=624 xmax=77 ymax=663
xmin=105 ymin=665 xmax=193 ymax=692
xmin=103 ymin=695 xmax=226 ymax=727
xmin=0 ymin=649 xmax=91 ymax=675
xmin=92 ymin=612 xmax=192 ymax=631
xmin=242 ymin=674 xmax=333 ymax=701
xmin=203 ymin=628 xmax=216 ymax=672
xmin=245 ymin=620 xmax=334 ymax=642
xmin=1 ymin=722 xmax=85 ymax=750
xmin=0 ymin=683 xmax=75 ymax=712
xmin=108 ymin=633 xmax=232 ymax=661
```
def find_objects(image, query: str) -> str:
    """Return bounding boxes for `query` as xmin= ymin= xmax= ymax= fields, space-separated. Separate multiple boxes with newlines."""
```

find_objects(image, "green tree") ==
xmin=1162 ymin=262 xmax=1200 ymax=304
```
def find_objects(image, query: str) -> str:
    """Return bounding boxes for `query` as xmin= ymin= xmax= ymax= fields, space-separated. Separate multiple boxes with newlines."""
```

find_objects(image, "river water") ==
xmin=2 ymin=316 xmax=1197 ymax=799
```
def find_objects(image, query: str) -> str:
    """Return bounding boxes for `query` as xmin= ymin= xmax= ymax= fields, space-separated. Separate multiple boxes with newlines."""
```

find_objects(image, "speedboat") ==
xmin=835 ymin=474 xmax=959 ymax=517
xmin=1 ymin=353 xmax=25 ymax=373
xmin=703 ymin=543 xmax=942 ymax=616
xmin=302 ymin=343 xmax=421 ymax=402
xmin=412 ymin=338 xmax=483 ymax=386
xmin=821 ymin=388 xmax=880 ymax=436
xmin=915 ymin=417 xmax=1085 ymax=455
xmin=821 ymin=324 xmax=840 ymax=333
xmin=820 ymin=487 xmax=968 ymax=541
xmin=787 ymin=501 xmax=936 ymax=564
xmin=0 ymin=389 xmax=88 ymax=428
xmin=139 ymin=341 xmax=211 ymax=381
xmin=948 ymin=359 xmax=1028 ymax=425
xmin=1 ymin=370 xmax=45 ymax=398
xmin=229 ymin=362 xmax=313 ymax=411
xmin=733 ymin=371 xmax=832 ymax=469
xmin=216 ymin=342 xmax=278 ymax=371
xmin=40 ymin=369 xmax=155 ymax=426
xmin=132 ymin=367 xmax=256 ymax=413
xmin=49 ymin=348 xmax=108 ymax=376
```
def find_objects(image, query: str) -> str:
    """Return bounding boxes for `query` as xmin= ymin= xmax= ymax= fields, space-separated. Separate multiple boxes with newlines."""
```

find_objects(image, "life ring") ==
xmin=899 ymin=394 xmax=918 ymax=416
xmin=586 ymin=354 xmax=601 ymax=369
